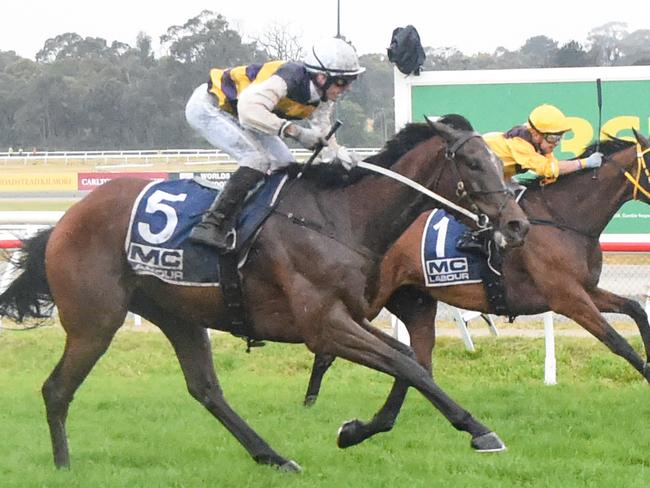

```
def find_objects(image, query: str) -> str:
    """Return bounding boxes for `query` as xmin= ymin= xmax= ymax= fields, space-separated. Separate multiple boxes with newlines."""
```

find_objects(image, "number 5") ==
xmin=137 ymin=190 xmax=187 ymax=244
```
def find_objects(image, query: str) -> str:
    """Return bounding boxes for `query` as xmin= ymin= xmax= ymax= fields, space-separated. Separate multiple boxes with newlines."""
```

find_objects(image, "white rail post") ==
xmin=543 ymin=311 xmax=557 ymax=385
xmin=390 ymin=313 xmax=410 ymax=346
xmin=452 ymin=308 xmax=475 ymax=352
xmin=132 ymin=313 xmax=142 ymax=327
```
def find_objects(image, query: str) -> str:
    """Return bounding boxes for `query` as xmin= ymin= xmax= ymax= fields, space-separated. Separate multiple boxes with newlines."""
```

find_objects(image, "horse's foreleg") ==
xmin=303 ymin=289 xmax=438 ymax=408
xmin=154 ymin=317 xmax=301 ymax=471
xmin=338 ymin=291 xmax=439 ymax=446
xmin=317 ymin=304 xmax=504 ymax=452
xmin=303 ymin=354 xmax=336 ymax=407
xmin=589 ymin=287 xmax=650 ymax=382
xmin=554 ymin=290 xmax=648 ymax=381
xmin=337 ymin=320 xmax=413 ymax=448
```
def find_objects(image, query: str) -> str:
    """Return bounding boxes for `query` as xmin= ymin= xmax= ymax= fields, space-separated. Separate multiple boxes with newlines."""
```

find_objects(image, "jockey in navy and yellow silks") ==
xmin=483 ymin=104 xmax=604 ymax=185
xmin=185 ymin=37 xmax=366 ymax=250
xmin=208 ymin=61 xmax=318 ymax=121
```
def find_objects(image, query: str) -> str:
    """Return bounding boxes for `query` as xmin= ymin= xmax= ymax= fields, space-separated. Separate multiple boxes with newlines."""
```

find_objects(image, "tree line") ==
xmin=0 ymin=11 xmax=648 ymax=151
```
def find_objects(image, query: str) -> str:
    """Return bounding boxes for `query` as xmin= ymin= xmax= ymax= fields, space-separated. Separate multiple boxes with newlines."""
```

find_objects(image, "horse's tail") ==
xmin=0 ymin=228 xmax=54 ymax=322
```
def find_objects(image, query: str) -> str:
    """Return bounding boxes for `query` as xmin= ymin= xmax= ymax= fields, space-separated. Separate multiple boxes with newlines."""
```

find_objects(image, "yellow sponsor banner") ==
xmin=0 ymin=172 xmax=78 ymax=192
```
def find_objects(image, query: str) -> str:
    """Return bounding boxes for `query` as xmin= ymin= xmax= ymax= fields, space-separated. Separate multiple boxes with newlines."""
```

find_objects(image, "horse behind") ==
xmin=0 ymin=116 xmax=528 ymax=471
xmin=304 ymin=129 xmax=650 ymax=422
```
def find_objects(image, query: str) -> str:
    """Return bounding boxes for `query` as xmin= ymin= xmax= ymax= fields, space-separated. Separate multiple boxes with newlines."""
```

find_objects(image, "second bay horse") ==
xmin=304 ymin=129 xmax=650 ymax=446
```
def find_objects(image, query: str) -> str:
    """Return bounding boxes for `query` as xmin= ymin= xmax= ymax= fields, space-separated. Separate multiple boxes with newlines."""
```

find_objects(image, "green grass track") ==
xmin=0 ymin=328 xmax=648 ymax=487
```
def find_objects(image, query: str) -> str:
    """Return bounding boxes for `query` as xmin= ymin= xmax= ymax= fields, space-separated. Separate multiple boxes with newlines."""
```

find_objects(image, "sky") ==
xmin=1 ymin=0 xmax=647 ymax=60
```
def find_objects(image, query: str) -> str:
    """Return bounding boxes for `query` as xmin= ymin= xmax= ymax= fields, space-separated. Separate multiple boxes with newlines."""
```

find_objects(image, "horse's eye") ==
xmin=465 ymin=158 xmax=481 ymax=170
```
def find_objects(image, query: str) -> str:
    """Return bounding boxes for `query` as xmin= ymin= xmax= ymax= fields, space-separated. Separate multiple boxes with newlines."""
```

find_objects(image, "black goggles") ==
xmin=542 ymin=133 xmax=563 ymax=144
xmin=331 ymin=76 xmax=355 ymax=87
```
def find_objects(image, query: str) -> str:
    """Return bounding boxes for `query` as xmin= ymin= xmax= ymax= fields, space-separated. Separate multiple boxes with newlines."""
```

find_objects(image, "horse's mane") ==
xmin=302 ymin=114 xmax=473 ymax=188
xmin=577 ymin=136 xmax=635 ymax=159
xmin=367 ymin=114 xmax=474 ymax=167
xmin=522 ymin=135 xmax=637 ymax=194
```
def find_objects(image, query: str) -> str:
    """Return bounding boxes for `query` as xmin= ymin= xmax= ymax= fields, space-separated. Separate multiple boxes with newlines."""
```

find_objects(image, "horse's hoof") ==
xmin=471 ymin=432 xmax=507 ymax=452
xmin=337 ymin=419 xmax=364 ymax=449
xmin=303 ymin=395 xmax=317 ymax=407
xmin=278 ymin=460 xmax=303 ymax=473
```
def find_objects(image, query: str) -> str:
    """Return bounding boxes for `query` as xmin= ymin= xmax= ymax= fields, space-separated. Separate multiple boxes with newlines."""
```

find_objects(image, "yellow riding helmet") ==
xmin=528 ymin=104 xmax=572 ymax=134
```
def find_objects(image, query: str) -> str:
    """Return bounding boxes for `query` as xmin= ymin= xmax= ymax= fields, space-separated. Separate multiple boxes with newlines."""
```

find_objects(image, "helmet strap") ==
xmin=310 ymin=47 xmax=335 ymax=101
xmin=311 ymin=73 xmax=333 ymax=102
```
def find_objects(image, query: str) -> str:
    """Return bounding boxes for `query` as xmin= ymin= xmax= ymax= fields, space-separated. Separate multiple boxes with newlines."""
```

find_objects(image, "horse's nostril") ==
xmin=508 ymin=219 xmax=530 ymax=237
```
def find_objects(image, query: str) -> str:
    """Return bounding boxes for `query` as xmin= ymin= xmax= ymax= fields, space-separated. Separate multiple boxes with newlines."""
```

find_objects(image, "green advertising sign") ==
xmin=394 ymin=66 xmax=650 ymax=237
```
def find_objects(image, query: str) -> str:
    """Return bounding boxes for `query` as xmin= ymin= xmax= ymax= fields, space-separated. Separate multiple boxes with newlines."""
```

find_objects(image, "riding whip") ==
xmin=593 ymin=78 xmax=602 ymax=179
xmin=297 ymin=120 xmax=343 ymax=178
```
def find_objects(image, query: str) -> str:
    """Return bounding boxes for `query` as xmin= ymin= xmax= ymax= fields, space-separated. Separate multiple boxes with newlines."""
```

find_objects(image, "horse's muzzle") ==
xmin=497 ymin=218 xmax=529 ymax=249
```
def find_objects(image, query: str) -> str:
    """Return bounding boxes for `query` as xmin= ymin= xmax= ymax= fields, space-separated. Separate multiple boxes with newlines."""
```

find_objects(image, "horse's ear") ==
xmin=424 ymin=115 xmax=440 ymax=132
xmin=632 ymin=127 xmax=650 ymax=148
xmin=425 ymin=116 xmax=454 ymax=142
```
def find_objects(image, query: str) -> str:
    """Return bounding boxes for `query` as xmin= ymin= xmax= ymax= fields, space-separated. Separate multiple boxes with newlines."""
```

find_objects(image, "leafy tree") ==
xmin=135 ymin=32 xmax=155 ymax=67
xmin=587 ymin=21 xmax=628 ymax=66
xmin=347 ymin=53 xmax=394 ymax=144
xmin=618 ymin=29 xmax=650 ymax=65
xmin=554 ymin=41 xmax=592 ymax=67
xmin=36 ymin=33 xmax=113 ymax=63
xmin=520 ymin=36 xmax=558 ymax=67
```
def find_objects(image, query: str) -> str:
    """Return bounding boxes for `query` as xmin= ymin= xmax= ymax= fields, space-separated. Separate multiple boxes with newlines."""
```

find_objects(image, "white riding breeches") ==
xmin=185 ymin=84 xmax=296 ymax=172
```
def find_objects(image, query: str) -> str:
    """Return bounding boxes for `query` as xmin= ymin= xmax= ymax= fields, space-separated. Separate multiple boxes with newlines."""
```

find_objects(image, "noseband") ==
xmin=445 ymin=132 xmax=513 ymax=229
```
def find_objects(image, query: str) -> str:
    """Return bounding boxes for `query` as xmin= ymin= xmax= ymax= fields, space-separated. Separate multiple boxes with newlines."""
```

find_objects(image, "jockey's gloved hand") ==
xmin=333 ymin=147 xmax=364 ymax=171
xmin=581 ymin=152 xmax=603 ymax=169
xmin=291 ymin=125 xmax=327 ymax=150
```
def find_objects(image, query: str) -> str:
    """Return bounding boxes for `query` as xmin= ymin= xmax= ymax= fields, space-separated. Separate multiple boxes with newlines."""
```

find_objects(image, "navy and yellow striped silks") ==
xmin=208 ymin=61 xmax=318 ymax=120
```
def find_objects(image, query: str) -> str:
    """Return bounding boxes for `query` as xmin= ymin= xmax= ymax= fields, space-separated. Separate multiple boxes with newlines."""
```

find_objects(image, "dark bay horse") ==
xmin=303 ymin=130 xmax=650 ymax=434
xmin=0 ymin=116 xmax=529 ymax=471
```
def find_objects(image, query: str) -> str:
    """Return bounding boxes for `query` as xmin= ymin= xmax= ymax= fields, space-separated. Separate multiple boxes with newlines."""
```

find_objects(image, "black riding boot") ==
xmin=190 ymin=166 xmax=264 ymax=250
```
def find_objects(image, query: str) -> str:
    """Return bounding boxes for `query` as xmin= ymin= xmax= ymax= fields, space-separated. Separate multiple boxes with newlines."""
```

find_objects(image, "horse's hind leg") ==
xmin=43 ymin=229 xmax=130 ymax=468
xmin=589 ymin=287 xmax=650 ymax=382
xmin=42 ymin=329 xmax=119 ymax=468
xmin=303 ymin=354 xmax=336 ymax=407
xmin=138 ymin=302 xmax=300 ymax=471
xmin=386 ymin=286 xmax=439 ymax=374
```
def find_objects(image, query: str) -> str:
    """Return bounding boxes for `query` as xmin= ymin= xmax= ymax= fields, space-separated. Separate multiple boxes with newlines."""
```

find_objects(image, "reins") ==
xmin=356 ymin=161 xmax=490 ymax=227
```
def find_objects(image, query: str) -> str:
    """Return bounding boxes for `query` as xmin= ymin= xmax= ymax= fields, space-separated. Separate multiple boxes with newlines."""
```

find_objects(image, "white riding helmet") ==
xmin=303 ymin=37 xmax=366 ymax=77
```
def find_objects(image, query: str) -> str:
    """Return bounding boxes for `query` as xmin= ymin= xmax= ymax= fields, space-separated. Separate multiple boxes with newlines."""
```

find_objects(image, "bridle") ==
xmin=622 ymin=143 xmax=650 ymax=200
xmin=445 ymin=131 xmax=513 ymax=230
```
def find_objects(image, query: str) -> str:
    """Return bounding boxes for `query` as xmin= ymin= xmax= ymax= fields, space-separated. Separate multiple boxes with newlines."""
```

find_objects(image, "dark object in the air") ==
xmin=387 ymin=25 xmax=426 ymax=75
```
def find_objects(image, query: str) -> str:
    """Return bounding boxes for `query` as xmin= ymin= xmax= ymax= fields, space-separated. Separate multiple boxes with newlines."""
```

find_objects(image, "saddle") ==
xmin=126 ymin=173 xmax=290 ymax=350
xmin=421 ymin=209 xmax=511 ymax=317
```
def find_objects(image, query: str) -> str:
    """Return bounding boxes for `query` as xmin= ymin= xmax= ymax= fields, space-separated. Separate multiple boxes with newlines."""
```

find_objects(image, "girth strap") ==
xmin=217 ymin=252 xmax=264 ymax=352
